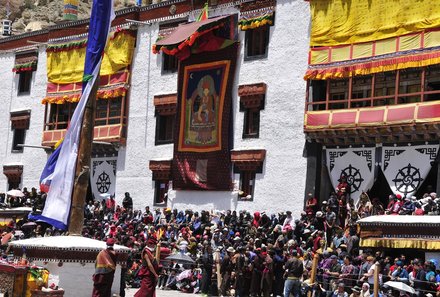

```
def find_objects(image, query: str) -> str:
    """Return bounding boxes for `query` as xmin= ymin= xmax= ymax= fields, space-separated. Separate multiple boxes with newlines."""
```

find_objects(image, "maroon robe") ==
xmin=92 ymin=248 xmax=117 ymax=297
xmin=134 ymin=248 xmax=159 ymax=297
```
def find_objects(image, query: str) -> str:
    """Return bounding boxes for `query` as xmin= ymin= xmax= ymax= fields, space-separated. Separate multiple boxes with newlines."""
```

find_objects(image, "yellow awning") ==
xmin=360 ymin=238 xmax=440 ymax=250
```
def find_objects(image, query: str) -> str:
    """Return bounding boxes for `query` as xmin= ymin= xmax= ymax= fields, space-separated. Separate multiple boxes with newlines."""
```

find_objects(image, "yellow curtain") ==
xmin=47 ymin=31 xmax=135 ymax=84
xmin=310 ymin=0 xmax=440 ymax=46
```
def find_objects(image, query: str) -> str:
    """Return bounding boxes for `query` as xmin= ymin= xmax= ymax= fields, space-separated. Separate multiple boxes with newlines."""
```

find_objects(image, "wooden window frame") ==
xmin=238 ymin=171 xmax=256 ymax=201
xmin=244 ymin=25 xmax=270 ymax=60
xmin=305 ymin=66 xmax=440 ymax=112
xmin=18 ymin=71 xmax=32 ymax=95
xmin=44 ymin=97 xmax=125 ymax=131
xmin=242 ymin=106 xmax=261 ymax=138
xmin=154 ymin=180 xmax=169 ymax=206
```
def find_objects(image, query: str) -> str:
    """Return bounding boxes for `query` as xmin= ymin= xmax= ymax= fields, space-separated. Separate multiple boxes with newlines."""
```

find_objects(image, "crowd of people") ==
xmin=1 ymin=181 xmax=440 ymax=297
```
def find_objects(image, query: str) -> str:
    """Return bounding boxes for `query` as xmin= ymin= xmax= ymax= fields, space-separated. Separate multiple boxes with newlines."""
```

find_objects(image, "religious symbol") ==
xmin=392 ymin=163 xmax=423 ymax=195
xmin=340 ymin=164 xmax=364 ymax=194
xmin=96 ymin=171 xmax=111 ymax=193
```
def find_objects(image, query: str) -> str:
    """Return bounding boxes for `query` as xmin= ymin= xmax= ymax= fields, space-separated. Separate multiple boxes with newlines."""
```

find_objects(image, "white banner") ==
xmin=381 ymin=144 xmax=439 ymax=197
xmin=326 ymin=147 xmax=376 ymax=202
xmin=91 ymin=156 xmax=118 ymax=201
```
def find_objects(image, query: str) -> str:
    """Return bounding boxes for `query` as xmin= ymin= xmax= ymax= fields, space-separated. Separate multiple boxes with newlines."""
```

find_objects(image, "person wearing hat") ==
xmin=220 ymin=246 xmax=235 ymax=296
xmin=92 ymin=238 xmax=117 ymax=297
xmin=134 ymin=236 xmax=159 ymax=297
xmin=349 ymin=286 xmax=361 ymax=297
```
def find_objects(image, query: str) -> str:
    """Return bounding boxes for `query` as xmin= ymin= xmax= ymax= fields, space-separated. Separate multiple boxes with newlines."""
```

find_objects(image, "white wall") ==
xmin=0 ymin=47 xmax=48 ymax=191
xmin=118 ymin=0 xmax=310 ymax=217
xmin=0 ymin=0 xmax=310 ymax=219
xmin=36 ymin=261 xmax=122 ymax=297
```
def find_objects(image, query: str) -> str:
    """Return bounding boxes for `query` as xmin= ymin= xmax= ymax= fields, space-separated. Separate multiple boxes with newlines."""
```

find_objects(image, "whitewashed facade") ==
xmin=0 ymin=0 xmax=310 ymax=216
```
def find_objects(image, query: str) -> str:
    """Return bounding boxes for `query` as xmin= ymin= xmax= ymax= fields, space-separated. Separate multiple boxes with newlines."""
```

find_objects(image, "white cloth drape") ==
xmin=381 ymin=144 xmax=439 ymax=197
xmin=326 ymin=147 xmax=376 ymax=203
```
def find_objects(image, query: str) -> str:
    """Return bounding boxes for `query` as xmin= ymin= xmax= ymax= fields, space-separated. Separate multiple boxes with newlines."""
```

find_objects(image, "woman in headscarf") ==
xmin=134 ymin=236 xmax=159 ymax=297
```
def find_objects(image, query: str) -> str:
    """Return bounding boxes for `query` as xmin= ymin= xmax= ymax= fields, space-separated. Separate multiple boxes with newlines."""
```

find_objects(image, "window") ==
xmin=231 ymin=149 xmax=266 ymax=202
xmin=45 ymin=98 xmax=124 ymax=131
xmin=14 ymin=51 xmax=37 ymax=95
xmin=245 ymin=25 xmax=270 ymax=60
xmin=238 ymin=83 xmax=266 ymax=139
xmin=155 ymin=114 xmax=175 ymax=145
xmin=154 ymin=181 xmax=169 ymax=206
xmin=18 ymin=71 xmax=32 ymax=95
xmin=45 ymin=103 xmax=77 ymax=130
xmin=243 ymin=107 xmax=261 ymax=138
xmin=306 ymin=66 xmax=440 ymax=111
xmin=12 ymin=129 xmax=25 ymax=152
xmin=154 ymin=94 xmax=177 ymax=145
xmin=162 ymin=53 xmax=178 ymax=74
xmin=149 ymin=160 xmax=172 ymax=206
xmin=10 ymin=111 xmax=30 ymax=153
xmin=238 ymin=172 xmax=256 ymax=201
xmin=96 ymin=97 xmax=123 ymax=126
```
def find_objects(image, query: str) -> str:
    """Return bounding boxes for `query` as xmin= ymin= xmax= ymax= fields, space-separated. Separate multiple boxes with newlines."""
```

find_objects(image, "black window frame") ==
xmin=18 ymin=71 xmax=32 ymax=95
xmin=155 ymin=113 xmax=175 ymax=145
xmin=12 ymin=128 xmax=26 ymax=153
xmin=161 ymin=53 xmax=179 ymax=74
xmin=244 ymin=25 xmax=270 ymax=60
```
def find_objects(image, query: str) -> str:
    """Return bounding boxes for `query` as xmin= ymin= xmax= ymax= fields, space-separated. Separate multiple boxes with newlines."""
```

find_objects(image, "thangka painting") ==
xmin=178 ymin=61 xmax=230 ymax=152
xmin=172 ymin=44 xmax=238 ymax=191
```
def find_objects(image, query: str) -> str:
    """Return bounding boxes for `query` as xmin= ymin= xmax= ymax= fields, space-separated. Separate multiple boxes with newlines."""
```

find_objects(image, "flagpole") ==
xmin=68 ymin=78 xmax=99 ymax=235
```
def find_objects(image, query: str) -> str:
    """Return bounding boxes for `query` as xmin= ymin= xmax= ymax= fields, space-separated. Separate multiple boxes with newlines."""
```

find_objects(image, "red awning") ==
xmin=152 ymin=15 xmax=235 ymax=60
xmin=155 ymin=15 xmax=228 ymax=47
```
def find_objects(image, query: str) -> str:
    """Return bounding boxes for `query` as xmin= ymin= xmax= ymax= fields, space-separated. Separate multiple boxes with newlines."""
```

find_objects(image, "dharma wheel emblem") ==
xmin=96 ymin=171 xmax=111 ymax=193
xmin=340 ymin=164 xmax=364 ymax=194
xmin=392 ymin=163 xmax=423 ymax=195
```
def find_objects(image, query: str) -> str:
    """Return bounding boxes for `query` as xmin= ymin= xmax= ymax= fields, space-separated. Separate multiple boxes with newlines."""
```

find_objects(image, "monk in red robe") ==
xmin=92 ymin=238 xmax=117 ymax=297
xmin=134 ymin=236 xmax=159 ymax=297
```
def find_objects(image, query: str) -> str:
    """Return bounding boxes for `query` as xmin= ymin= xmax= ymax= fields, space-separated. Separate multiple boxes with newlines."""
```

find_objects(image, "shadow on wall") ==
xmin=169 ymin=190 xmax=238 ymax=211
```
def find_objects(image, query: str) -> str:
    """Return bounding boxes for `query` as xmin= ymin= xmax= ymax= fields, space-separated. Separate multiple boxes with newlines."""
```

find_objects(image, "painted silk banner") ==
xmin=91 ymin=156 xmax=118 ymax=200
xmin=381 ymin=144 xmax=439 ymax=197
xmin=326 ymin=147 xmax=376 ymax=202
xmin=172 ymin=44 xmax=238 ymax=190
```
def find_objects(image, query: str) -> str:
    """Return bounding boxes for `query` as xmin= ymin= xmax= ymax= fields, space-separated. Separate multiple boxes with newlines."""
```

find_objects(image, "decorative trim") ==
xmin=3 ymin=165 xmax=23 ymax=183
xmin=149 ymin=160 xmax=173 ymax=180
xmin=231 ymin=149 xmax=266 ymax=172
xmin=154 ymin=94 xmax=177 ymax=115
xmin=10 ymin=110 xmax=31 ymax=130
xmin=238 ymin=82 xmax=266 ymax=109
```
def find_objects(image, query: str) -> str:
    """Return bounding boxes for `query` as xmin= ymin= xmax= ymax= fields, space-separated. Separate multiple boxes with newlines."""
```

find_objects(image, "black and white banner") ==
xmin=90 ymin=156 xmax=118 ymax=200
xmin=326 ymin=147 xmax=376 ymax=202
xmin=381 ymin=144 xmax=439 ymax=197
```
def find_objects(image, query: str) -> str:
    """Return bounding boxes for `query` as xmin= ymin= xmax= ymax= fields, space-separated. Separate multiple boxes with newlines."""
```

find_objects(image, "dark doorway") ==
xmin=368 ymin=169 xmax=393 ymax=207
